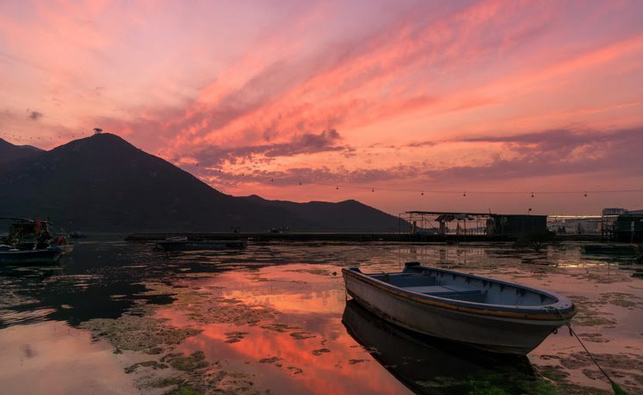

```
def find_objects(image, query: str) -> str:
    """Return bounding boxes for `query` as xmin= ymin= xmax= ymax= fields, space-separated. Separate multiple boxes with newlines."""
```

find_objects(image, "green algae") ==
xmin=576 ymin=316 xmax=618 ymax=327
xmin=286 ymin=366 xmax=303 ymax=375
xmin=163 ymin=385 xmax=203 ymax=395
xmin=289 ymin=331 xmax=317 ymax=340
xmin=597 ymin=292 xmax=641 ymax=309
xmin=214 ymin=297 xmax=243 ymax=304
xmin=260 ymin=323 xmax=300 ymax=332
xmin=80 ymin=314 xmax=202 ymax=353
xmin=415 ymin=368 xmax=559 ymax=395
xmin=312 ymin=348 xmax=331 ymax=356
xmin=578 ymin=333 xmax=610 ymax=343
xmin=568 ymin=296 xmax=618 ymax=327
xmin=80 ymin=281 xmax=289 ymax=394
xmin=125 ymin=360 xmax=168 ymax=374
xmin=164 ymin=351 xmax=209 ymax=372
xmin=286 ymin=268 xmax=333 ymax=276
xmin=159 ymin=285 xmax=277 ymax=326
xmin=536 ymin=353 xmax=643 ymax=395
xmin=258 ymin=357 xmax=282 ymax=364
xmin=148 ymin=377 xmax=185 ymax=388
xmin=348 ymin=359 xmax=369 ymax=364
xmin=610 ymin=299 xmax=637 ymax=308
xmin=224 ymin=331 xmax=249 ymax=343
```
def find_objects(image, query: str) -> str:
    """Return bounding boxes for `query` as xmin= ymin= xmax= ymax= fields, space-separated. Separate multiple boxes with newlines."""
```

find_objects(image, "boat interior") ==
xmin=369 ymin=267 xmax=558 ymax=307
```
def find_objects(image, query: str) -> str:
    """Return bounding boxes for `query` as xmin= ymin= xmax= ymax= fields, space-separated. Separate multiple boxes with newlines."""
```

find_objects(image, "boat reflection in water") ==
xmin=342 ymin=300 xmax=541 ymax=395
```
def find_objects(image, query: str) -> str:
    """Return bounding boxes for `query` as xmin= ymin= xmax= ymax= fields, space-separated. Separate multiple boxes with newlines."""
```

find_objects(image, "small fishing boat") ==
xmin=342 ymin=262 xmax=576 ymax=355
xmin=155 ymin=236 xmax=248 ymax=251
xmin=0 ymin=245 xmax=63 ymax=265
xmin=0 ymin=217 xmax=72 ymax=265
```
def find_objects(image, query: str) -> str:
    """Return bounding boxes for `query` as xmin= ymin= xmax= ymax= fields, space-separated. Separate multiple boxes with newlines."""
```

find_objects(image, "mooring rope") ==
xmin=554 ymin=309 xmax=628 ymax=395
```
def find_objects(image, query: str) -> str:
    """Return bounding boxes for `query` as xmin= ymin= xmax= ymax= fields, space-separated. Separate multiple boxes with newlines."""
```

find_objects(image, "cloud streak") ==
xmin=193 ymin=129 xmax=347 ymax=167
xmin=199 ymin=127 xmax=643 ymax=189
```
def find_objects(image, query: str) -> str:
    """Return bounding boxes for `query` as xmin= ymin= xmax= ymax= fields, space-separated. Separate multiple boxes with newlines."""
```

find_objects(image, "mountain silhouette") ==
xmin=0 ymin=138 xmax=42 ymax=167
xmin=242 ymin=195 xmax=403 ymax=232
xmin=0 ymin=133 xmax=403 ymax=232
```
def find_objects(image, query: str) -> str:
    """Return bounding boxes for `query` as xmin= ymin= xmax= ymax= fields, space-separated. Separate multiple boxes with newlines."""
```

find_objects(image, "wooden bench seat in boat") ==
xmin=404 ymin=285 xmax=486 ymax=302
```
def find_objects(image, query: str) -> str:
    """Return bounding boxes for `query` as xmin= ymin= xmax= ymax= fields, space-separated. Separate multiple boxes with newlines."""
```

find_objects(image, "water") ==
xmin=1 ymin=240 xmax=642 ymax=395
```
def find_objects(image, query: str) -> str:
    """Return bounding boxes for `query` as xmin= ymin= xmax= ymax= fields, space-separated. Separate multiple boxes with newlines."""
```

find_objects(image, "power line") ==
xmin=272 ymin=180 xmax=643 ymax=196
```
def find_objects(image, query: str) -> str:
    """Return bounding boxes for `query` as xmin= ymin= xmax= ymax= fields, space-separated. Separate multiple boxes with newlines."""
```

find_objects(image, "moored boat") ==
xmin=0 ymin=217 xmax=72 ymax=265
xmin=155 ymin=236 xmax=248 ymax=251
xmin=0 ymin=245 xmax=63 ymax=265
xmin=342 ymin=262 xmax=576 ymax=355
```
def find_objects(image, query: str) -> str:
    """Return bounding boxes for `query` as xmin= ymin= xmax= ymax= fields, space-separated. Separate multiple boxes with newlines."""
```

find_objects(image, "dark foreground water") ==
xmin=1 ymin=240 xmax=642 ymax=395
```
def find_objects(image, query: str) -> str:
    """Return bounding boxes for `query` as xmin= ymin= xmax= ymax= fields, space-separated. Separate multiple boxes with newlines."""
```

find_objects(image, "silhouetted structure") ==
xmin=615 ymin=211 xmax=643 ymax=243
xmin=402 ymin=211 xmax=546 ymax=239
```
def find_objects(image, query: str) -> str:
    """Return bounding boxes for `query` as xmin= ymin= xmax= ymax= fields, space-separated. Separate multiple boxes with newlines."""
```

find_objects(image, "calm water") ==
xmin=1 ymin=240 xmax=642 ymax=395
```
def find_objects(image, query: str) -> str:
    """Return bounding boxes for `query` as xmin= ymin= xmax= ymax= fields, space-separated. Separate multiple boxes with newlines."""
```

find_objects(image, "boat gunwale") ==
xmin=342 ymin=266 xmax=576 ymax=321
xmin=0 ymin=247 xmax=62 ymax=265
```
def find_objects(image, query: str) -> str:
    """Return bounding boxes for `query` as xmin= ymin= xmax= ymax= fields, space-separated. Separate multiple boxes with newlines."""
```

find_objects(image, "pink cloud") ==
xmin=194 ymin=126 xmax=643 ymax=193
xmin=192 ymin=129 xmax=347 ymax=168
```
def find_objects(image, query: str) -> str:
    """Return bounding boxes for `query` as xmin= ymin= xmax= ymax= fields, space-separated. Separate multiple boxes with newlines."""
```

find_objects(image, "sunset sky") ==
xmin=1 ymin=0 xmax=642 ymax=215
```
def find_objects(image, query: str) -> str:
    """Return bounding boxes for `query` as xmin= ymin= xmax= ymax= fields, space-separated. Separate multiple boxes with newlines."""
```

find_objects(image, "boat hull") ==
xmin=342 ymin=300 xmax=531 ymax=394
xmin=0 ymin=248 xmax=62 ymax=265
xmin=343 ymin=266 xmax=575 ymax=355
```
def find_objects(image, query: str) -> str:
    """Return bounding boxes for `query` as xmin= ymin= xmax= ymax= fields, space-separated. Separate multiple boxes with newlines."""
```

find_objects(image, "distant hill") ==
xmin=242 ymin=195 xmax=404 ymax=232
xmin=0 ymin=133 xmax=404 ymax=233
xmin=0 ymin=138 xmax=42 ymax=167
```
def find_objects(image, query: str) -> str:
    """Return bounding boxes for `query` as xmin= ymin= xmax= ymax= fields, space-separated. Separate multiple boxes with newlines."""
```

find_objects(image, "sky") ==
xmin=1 ymin=0 xmax=643 ymax=216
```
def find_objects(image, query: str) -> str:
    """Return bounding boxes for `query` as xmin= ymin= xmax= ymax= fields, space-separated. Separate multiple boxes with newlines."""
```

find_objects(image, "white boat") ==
xmin=342 ymin=262 xmax=577 ymax=355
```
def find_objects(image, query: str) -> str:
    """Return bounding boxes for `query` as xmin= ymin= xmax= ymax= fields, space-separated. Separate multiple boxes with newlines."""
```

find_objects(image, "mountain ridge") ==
xmin=0 ymin=138 xmax=43 ymax=167
xmin=0 ymin=133 xmax=404 ymax=233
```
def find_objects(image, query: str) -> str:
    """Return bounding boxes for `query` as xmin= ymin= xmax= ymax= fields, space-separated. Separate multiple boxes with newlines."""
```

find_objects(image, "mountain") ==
xmin=242 ymin=195 xmax=404 ymax=232
xmin=0 ymin=133 xmax=404 ymax=232
xmin=0 ymin=138 xmax=42 ymax=167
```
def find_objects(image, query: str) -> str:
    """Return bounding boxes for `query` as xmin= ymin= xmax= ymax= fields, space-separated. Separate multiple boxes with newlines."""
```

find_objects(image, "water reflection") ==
xmin=342 ymin=300 xmax=541 ymax=395
xmin=0 ymin=241 xmax=200 ymax=329
xmin=0 ymin=321 xmax=138 ymax=395
xmin=1 ymin=240 xmax=642 ymax=395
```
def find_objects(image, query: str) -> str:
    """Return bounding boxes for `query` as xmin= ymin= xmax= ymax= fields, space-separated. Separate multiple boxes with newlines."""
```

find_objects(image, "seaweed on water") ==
xmin=164 ymin=351 xmax=209 ymax=372
xmin=289 ymin=331 xmax=317 ymax=340
xmin=125 ymin=360 xmax=168 ymax=374
xmin=163 ymin=385 xmax=204 ymax=395
xmin=258 ymin=357 xmax=282 ymax=364
xmin=80 ymin=314 xmax=202 ymax=353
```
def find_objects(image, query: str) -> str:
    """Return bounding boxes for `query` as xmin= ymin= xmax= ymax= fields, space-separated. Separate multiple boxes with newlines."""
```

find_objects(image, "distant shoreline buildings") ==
xmin=404 ymin=208 xmax=643 ymax=242
xmin=548 ymin=207 xmax=642 ymax=242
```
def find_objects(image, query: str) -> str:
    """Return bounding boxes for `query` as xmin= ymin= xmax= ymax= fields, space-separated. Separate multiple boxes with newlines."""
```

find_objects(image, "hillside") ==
xmin=0 ymin=133 xmax=404 ymax=232
xmin=242 ymin=195 xmax=404 ymax=232
xmin=0 ymin=138 xmax=42 ymax=167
